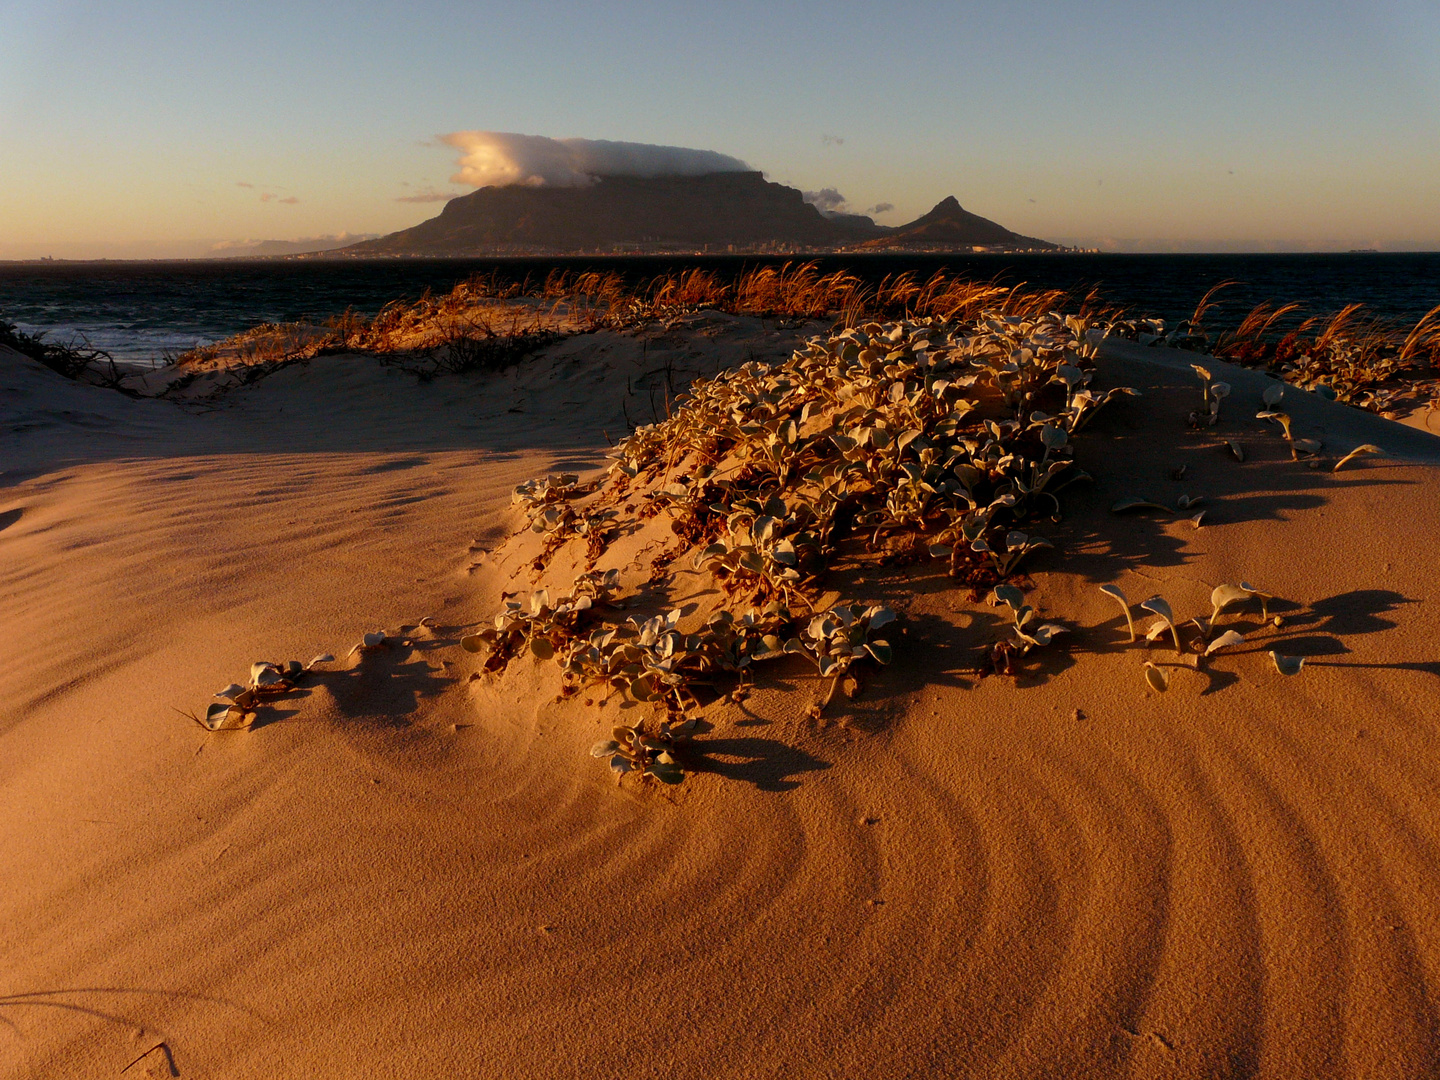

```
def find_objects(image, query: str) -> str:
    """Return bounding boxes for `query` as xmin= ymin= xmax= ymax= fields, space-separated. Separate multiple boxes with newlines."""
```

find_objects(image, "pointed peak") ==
xmin=934 ymin=195 xmax=963 ymax=213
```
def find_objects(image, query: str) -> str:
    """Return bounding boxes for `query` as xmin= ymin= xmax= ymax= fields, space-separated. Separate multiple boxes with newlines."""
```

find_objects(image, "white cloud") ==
xmin=439 ymin=132 xmax=751 ymax=189
xmin=208 ymin=233 xmax=378 ymax=256
xmin=395 ymin=188 xmax=460 ymax=204
xmin=802 ymin=187 xmax=848 ymax=213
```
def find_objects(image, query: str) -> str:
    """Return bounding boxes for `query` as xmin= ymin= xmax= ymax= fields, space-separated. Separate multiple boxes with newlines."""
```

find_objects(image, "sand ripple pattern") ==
xmin=3 ymin=341 xmax=1440 ymax=1077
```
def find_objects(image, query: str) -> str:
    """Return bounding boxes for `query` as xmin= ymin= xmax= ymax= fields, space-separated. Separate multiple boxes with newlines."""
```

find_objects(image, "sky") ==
xmin=1 ymin=0 xmax=1438 ymax=258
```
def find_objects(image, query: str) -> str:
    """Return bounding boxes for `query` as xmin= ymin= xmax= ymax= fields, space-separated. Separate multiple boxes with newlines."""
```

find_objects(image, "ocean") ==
xmin=2 ymin=252 xmax=1438 ymax=365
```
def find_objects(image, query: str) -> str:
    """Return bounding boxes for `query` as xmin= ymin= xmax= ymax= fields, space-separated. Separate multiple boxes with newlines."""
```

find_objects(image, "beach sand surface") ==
xmin=3 ymin=323 xmax=1440 ymax=1079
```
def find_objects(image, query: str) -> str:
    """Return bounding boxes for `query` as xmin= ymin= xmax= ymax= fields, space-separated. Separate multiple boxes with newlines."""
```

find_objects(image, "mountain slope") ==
xmin=345 ymin=172 xmax=882 ymax=255
xmin=860 ymin=196 xmax=1058 ymax=250
xmin=339 ymin=177 xmax=1056 ymax=256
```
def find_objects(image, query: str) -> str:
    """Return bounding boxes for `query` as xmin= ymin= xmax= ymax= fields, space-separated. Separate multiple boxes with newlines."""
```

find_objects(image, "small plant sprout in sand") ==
xmin=787 ymin=603 xmax=897 ymax=713
xmin=198 ymin=654 xmax=335 ymax=731
xmin=1193 ymin=365 xmax=1213 ymax=409
xmin=1257 ymin=410 xmax=1322 ymax=459
xmin=968 ymin=530 xmax=1053 ymax=577
xmin=1139 ymin=596 xmax=1183 ymax=653
xmin=1098 ymin=584 xmax=1136 ymax=642
xmin=590 ymin=722 xmax=693 ymax=785
xmin=1238 ymin=581 xmax=1276 ymax=620
xmin=989 ymin=584 xmax=1068 ymax=672
xmin=1188 ymin=363 xmax=1233 ymax=427
xmin=1333 ymin=444 xmax=1382 ymax=472
xmin=348 ymin=631 xmax=391 ymax=657
xmin=1262 ymin=382 xmax=1285 ymax=408
xmin=1143 ymin=662 xmax=1169 ymax=693
xmin=1256 ymin=410 xmax=1293 ymax=441
xmin=1205 ymin=630 xmax=1246 ymax=656
xmin=1270 ymin=652 xmax=1306 ymax=676
xmin=1209 ymin=583 xmax=1252 ymax=633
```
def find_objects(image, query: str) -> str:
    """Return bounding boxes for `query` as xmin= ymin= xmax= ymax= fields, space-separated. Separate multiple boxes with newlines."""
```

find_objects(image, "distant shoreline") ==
xmin=7 ymin=248 xmax=1440 ymax=266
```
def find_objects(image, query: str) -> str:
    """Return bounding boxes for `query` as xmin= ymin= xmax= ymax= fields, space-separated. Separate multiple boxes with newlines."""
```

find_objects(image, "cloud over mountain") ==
xmin=802 ymin=187 xmax=848 ymax=212
xmin=395 ymin=188 xmax=460 ymax=204
xmin=440 ymin=132 xmax=751 ymax=189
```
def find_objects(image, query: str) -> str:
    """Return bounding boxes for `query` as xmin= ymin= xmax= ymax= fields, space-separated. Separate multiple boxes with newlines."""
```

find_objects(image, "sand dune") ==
xmin=2 ymin=322 xmax=1439 ymax=1078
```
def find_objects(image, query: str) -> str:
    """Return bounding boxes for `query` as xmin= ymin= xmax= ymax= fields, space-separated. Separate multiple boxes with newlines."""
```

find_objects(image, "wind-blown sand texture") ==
xmin=3 ymin=312 xmax=1440 ymax=1079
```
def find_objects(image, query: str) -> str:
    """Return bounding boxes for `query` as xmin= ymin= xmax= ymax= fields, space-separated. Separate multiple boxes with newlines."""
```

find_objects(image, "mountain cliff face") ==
xmin=341 ymin=175 xmax=1054 ymax=256
xmin=346 ymin=173 xmax=880 ymax=255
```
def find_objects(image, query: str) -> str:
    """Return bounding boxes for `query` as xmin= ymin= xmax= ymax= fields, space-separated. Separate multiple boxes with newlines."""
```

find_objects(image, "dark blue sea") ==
xmin=2 ymin=253 xmax=1437 ymax=365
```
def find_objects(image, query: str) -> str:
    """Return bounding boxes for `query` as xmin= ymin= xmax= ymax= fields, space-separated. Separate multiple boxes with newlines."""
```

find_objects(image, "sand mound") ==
xmin=3 ymin=318 xmax=1440 ymax=1078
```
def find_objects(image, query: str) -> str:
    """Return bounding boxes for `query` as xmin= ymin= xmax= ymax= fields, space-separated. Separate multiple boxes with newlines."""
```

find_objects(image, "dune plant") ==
xmin=563 ymin=601 xmax=799 ymax=714
xmin=1140 ymin=596 xmax=1182 ymax=653
xmin=1270 ymin=652 xmax=1306 ymax=676
xmin=471 ymin=314 xmax=1142 ymax=783
xmin=1099 ymin=584 xmax=1136 ymax=642
xmin=462 ymin=583 xmax=609 ymax=669
xmin=1208 ymin=583 xmax=1252 ymax=633
xmin=1204 ymin=630 xmax=1245 ymax=656
xmin=590 ymin=722 xmax=692 ymax=784
xmin=1212 ymin=298 xmax=1440 ymax=412
xmin=1256 ymin=410 xmax=1322 ymax=459
xmin=198 ymin=655 xmax=334 ymax=730
xmin=786 ymin=603 xmax=897 ymax=712
xmin=987 ymin=584 xmax=1068 ymax=673
xmin=1238 ymin=581 xmax=1276 ymax=620
xmin=1185 ymin=363 xmax=1234 ymax=428
xmin=1333 ymin=444 xmax=1381 ymax=472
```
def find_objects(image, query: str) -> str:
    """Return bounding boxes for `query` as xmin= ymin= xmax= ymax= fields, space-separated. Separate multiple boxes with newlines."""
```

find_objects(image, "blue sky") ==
xmin=1 ymin=0 xmax=1437 ymax=257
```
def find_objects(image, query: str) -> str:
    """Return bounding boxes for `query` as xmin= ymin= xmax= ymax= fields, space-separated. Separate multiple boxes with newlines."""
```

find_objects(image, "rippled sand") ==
xmin=3 ymin=320 xmax=1439 ymax=1078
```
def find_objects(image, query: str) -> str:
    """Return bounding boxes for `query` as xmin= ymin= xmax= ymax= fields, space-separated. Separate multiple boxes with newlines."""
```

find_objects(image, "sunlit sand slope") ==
xmin=1 ymin=328 xmax=1438 ymax=1079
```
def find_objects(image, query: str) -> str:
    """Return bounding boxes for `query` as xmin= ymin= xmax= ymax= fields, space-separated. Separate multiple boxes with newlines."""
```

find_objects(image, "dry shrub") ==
xmin=1206 ymin=296 xmax=1440 ymax=410
xmin=165 ymin=264 xmax=1116 ymax=382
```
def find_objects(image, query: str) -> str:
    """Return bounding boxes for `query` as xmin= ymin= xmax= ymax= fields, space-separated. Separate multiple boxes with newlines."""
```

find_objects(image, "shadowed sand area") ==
xmin=2 ymin=317 xmax=1440 ymax=1078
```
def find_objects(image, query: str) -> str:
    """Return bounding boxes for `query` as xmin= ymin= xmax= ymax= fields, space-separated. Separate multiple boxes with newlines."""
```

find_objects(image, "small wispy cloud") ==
xmin=259 ymin=193 xmax=300 ymax=204
xmin=866 ymin=202 xmax=894 ymax=215
xmin=235 ymin=181 xmax=254 ymax=189
xmin=395 ymin=188 xmax=460 ymax=204
xmin=209 ymin=232 xmax=378 ymax=256
xmin=821 ymin=133 xmax=845 ymax=147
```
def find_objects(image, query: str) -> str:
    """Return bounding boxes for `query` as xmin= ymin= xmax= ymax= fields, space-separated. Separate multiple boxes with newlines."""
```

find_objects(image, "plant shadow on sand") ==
xmin=246 ymin=631 xmax=464 ymax=732
xmin=1049 ymin=370 xmax=1428 ymax=582
xmin=680 ymin=736 xmax=830 ymax=792
xmin=828 ymin=561 xmax=1080 ymax=699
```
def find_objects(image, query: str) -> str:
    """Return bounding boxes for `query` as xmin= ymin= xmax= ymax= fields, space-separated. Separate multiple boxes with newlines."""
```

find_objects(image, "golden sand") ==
xmin=3 ymin=316 xmax=1439 ymax=1078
